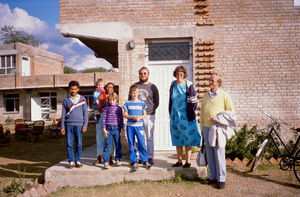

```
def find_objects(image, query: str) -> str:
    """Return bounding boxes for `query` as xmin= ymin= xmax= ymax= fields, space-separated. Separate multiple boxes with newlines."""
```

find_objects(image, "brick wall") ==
xmin=60 ymin=0 xmax=196 ymax=26
xmin=15 ymin=43 xmax=64 ymax=75
xmin=208 ymin=0 xmax=300 ymax=129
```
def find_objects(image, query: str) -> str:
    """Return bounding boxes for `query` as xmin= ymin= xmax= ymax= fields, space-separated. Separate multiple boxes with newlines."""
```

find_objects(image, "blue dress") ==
xmin=170 ymin=82 xmax=202 ymax=146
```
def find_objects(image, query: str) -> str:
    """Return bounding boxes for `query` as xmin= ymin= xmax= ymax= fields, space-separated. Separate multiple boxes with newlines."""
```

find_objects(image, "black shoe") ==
xmin=143 ymin=162 xmax=152 ymax=169
xmin=217 ymin=182 xmax=225 ymax=189
xmin=148 ymin=158 xmax=154 ymax=165
xmin=172 ymin=162 xmax=183 ymax=167
xmin=202 ymin=179 xmax=217 ymax=185
xmin=138 ymin=160 xmax=142 ymax=164
xmin=183 ymin=163 xmax=191 ymax=168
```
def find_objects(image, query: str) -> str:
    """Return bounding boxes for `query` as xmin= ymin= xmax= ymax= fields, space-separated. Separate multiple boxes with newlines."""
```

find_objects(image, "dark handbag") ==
xmin=196 ymin=142 xmax=207 ymax=167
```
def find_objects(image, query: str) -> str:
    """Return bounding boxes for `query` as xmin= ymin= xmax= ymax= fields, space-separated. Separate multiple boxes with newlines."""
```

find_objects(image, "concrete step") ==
xmin=45 ymin=144 xmax=207 ymax=187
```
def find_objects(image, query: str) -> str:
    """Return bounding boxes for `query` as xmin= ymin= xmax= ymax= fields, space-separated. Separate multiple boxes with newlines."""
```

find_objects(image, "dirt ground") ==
xmin=52 ymin=165 xmax=299 ymax=197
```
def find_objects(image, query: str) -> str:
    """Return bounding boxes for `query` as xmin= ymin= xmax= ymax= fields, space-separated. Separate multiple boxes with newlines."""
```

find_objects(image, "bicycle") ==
xmin=250 ymin=111 xmax=300 ymax=182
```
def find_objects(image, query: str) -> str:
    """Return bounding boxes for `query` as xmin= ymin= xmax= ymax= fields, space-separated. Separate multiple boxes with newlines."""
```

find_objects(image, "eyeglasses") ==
xmin=139 ymin=72 xmax=148 ymax=75
xmin=209 ymin=78 xmax=217 ymax=82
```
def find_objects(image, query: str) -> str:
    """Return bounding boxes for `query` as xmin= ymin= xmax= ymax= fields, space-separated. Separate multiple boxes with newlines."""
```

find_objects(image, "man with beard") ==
xmin=129 ymin=67 xmax=159 ymax=165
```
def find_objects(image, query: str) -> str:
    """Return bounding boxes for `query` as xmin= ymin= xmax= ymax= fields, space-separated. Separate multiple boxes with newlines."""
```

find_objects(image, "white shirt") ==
xmin=69 ymin=94 xmax=81 ymax=104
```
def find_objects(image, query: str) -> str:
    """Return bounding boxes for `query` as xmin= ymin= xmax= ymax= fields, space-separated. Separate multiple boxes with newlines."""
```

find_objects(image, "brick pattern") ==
xmin=195 ymin=0 xmax=214 ymax=26
xmin=60 ymin=0 xmax=198 ymax=26
xmin=207 ymin=0 xmax=300 ymax=129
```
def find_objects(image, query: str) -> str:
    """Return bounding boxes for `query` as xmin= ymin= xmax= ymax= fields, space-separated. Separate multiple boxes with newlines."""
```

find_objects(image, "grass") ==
xmin=0 ymin=123 xmax=96 ymax=189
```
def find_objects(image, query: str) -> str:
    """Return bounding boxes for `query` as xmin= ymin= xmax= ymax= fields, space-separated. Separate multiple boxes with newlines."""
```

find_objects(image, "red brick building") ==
xmin=59 ymin=0 xmax=300 ymax=149
xmin=0 ymin=43 xmax=119 ymax=122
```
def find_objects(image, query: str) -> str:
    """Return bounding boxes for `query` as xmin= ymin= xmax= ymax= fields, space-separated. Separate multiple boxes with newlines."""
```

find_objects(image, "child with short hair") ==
xmin=102 ymin=93 xmax=124 ymax=169
xmin=123 ymin=85 xmax=151 ymax=170
xmin=61 ymin=80 xmax=88 ymax=169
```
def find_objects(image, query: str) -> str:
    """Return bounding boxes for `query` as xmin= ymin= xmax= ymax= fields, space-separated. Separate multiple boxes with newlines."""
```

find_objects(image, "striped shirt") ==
xmin=102 ymin=105 xmax=124 ymax=129
xmin=123 ymin=100 xmax=147 ymax=127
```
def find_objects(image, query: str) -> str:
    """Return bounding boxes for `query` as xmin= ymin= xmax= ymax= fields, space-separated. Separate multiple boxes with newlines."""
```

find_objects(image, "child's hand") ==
xmin=82 ymin=126 xmax=87 ymax=133
xmin=120 ymin=129 xmax=124 ymax=138
xmin=95 ymin=101 xmax=100 ymax=105
xmin=61 ymin=128 xmax=65 ymax=135
xmin=103 ymin=129 xmax=109 ymax=138
xmin=135 ymin=116 xmax=141 ymax=122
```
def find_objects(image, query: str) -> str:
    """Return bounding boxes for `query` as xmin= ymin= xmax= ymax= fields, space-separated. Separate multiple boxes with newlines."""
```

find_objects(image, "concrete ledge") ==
xmin=45 ymin=145 xmax=207 ymax=187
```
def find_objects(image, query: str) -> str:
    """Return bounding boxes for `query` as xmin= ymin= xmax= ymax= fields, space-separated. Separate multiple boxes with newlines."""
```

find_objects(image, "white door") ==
xmin=22 ymin=56 xmax=30 ymax=76
xmin=31 ymin=97 xmax=41 ymax=121
xmin=146 ymin=40 xmax=193 ymax=150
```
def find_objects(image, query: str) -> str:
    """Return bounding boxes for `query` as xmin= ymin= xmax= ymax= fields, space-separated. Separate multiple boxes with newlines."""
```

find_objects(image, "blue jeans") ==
xmin=65 ymin=124 xmax=82 ymax=162
xmin=127 ymin=125 xmax=148 ymax=163
xmin=96 ymin=114 xmax=115 ymax=157
xmin=103 ymin=126 xmax=122 ymax=162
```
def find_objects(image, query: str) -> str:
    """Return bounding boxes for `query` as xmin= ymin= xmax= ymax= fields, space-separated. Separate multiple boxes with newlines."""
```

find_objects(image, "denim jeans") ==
xmin=65 ymin=124 xmax=82 ymax=162
xmin=96 ymin=113 xmax=115 ymax=157
xmin=103 ymin=126 xmax=122 ymax=162
xmin=127 ymin=125 xmax=148 ymax=163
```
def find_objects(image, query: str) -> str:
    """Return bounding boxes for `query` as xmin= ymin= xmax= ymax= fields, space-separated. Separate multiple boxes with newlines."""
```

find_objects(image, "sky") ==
xmin=0 ymin=0 xmax=112 ymax=71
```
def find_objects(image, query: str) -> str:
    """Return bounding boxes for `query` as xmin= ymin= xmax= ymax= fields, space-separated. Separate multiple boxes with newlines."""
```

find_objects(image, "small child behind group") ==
xmin=102 ymin=93 xmax=124 ymax=169
xmin=93 ymin=78 xmax=109 ymax=165
xmin=123 ymin=85 xmax=151 ymax=170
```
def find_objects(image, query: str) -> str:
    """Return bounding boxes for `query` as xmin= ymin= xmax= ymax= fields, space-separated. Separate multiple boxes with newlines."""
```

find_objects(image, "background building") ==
xmin=0 ymin=42 xmax=119 ymax=122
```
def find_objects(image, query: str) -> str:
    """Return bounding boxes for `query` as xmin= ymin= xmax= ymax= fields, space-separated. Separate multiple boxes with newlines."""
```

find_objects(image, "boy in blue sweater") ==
xmin=61 ymin=81 xmax=88 ymax=169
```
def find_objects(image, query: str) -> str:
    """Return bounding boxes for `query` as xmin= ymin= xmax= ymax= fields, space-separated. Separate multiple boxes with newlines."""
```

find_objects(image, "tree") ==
xmin=64 ymin=66 xmax=77 ymax=74
xmin=0 ymin=25 xmax=41 ymax=47
xmin=82 ymin=67 xmax=106 ymax=73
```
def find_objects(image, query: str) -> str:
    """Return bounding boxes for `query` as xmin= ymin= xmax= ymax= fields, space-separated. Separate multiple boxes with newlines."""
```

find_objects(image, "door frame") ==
xmin=145 ymin=39 xmax=193 ymax=150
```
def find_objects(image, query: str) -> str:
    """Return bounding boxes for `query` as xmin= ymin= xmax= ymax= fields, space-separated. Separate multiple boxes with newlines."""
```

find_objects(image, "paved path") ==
xmin=45 ymin=144 xmax=207 ymax=187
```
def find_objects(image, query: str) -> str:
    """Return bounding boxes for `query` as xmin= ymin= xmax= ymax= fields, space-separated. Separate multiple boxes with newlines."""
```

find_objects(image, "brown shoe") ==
xmin=109 ymin=156 xmax=114 ymax=165
xmin=93 ymin=156 xmax=101 ymax=165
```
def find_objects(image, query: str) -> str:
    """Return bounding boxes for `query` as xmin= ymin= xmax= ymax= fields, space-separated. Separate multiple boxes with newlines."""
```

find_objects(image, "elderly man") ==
xmin=201 ymin=72 xmax=235 ymax=189
xmin=129 ymin=67 xmax=159 ymax=165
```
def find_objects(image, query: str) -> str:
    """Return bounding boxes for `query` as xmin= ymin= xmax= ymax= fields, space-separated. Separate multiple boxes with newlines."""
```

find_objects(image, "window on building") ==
xmin=148 ymin=42 xmax=190 ymax=61
xmin=4 ymin=94 xmax=19 ymax=112
xmin=295 ymin=0 xmax=300 ymax=6
xmin=0 ymin=55 xmax=16 ymax=75
xmin=39 ymin=92 xmax=57 ymax=120
xmin=79 ymin=91 xmax=94 ymax=110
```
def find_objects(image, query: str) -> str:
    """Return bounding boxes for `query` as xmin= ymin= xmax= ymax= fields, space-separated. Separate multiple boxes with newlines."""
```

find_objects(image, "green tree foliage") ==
xmin=0 ymin=25 xmax=41 ymax=47
xmin=64 ymin=66 xmax=77 ymax=74
xmin=82 ymin=67 xmax=106 ymax=73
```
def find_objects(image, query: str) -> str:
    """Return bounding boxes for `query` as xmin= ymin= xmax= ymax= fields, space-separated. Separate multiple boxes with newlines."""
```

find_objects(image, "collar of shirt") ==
xmin=209 ymin=88 xmax=220 ymax=99
xmin=69 ymin=94 xmax=81 ymax=104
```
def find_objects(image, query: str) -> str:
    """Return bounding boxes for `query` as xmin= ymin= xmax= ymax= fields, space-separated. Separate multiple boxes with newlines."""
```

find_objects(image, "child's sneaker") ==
xmin=143 ymin=161 xmax=152 ymax=169
xmin=68 ymin=162 xmax=75 ymax=169
xmin=116 ymin=160 xmax=121 ymax=166
xmin=104 ymin=162 xmax=109 ymax=169
xmin=131 ymin=162 xmax=139 ymax=171
xmin=75 ymin=161 xmax=83 ymax=168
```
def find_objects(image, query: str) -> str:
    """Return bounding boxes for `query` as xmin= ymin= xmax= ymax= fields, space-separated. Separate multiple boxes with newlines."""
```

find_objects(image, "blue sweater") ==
xmin=61 ymin=95 xmax=88 ymax=129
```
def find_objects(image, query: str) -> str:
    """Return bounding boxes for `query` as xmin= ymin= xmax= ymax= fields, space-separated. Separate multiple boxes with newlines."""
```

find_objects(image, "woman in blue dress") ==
xmin=169 ymin=65 xmax=202 ymax=168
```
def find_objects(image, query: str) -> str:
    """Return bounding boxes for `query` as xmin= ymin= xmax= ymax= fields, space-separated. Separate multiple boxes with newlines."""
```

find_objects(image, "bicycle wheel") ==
xmin=293 ymin=149 xmax=300 ymax=182
xmin=251 ymin=138 xmax=269 ymax=172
